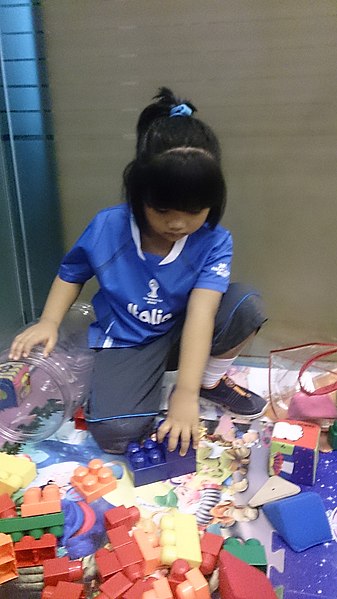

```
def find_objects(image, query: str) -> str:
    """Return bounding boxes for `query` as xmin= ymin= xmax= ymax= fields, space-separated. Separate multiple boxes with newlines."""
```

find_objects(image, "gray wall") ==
xmin=42 ymin=1 xmax=337 ymax=355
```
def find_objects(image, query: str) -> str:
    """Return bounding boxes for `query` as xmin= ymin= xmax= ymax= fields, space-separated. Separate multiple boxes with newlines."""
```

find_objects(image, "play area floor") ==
xmin=0 ymin=364 xmax=336 ymax=598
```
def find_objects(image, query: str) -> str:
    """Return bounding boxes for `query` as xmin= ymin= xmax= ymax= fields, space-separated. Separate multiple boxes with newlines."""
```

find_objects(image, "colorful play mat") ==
xmin=0 ymin=365 xmax=336 ymax=599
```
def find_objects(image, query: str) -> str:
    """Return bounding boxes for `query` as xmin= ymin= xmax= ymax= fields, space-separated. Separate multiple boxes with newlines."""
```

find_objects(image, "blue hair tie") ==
xmin=169 ymin=103 xmax=193 ymax=117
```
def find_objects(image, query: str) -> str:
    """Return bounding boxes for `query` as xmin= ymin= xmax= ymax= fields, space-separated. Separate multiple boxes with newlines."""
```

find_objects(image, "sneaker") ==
xmin=200 ymin=375 xmax=267 ymax=419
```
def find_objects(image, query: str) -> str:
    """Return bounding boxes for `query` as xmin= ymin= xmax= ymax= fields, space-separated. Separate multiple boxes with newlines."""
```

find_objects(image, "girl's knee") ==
xmin=87 ymin=414 xmax=156 ymax=454
xmin=212 ymin=285 xmax=267 ymax=354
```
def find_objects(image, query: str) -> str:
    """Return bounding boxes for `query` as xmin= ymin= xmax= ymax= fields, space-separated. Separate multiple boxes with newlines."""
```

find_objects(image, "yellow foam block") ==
xmin=0 ymin=453 xmax=37 ymax=495
xmin=160 ymin=510 xmax=201 ymax=568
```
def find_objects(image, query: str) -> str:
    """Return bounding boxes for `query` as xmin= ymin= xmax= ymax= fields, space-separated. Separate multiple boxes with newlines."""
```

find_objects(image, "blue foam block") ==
xmin=125 ymin=436 xmax=196 ymax=486
xmin=263 ymin=492 xmax=332 ymax=552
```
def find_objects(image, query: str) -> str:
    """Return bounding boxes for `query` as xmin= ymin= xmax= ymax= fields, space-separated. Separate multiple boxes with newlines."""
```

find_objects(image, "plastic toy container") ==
xmin=0 ymin=303 xmax=95 ymax=445
xmin=269 ymin=343 xmax=337 ymax=429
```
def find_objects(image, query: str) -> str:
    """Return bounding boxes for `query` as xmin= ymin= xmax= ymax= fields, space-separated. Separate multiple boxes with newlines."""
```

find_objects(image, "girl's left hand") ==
xmin=157 ymin=388 xmax=200 ymax=456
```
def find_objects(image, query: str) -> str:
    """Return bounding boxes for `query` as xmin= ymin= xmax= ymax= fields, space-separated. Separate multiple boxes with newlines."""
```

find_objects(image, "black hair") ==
xmin=123 ymin=87 xmax=226 ymax=230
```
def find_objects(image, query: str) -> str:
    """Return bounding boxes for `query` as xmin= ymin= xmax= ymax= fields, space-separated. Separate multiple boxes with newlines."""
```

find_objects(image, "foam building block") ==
xmin=269 ymin=420 xmax=320 ymax=485
xmin=0 ymin=492 xmax=17 ymax=518
xmin=168 ymin=559 xmax=190 ymax=594
xmin=42 ymin=580 xmax=85 ymax=599
xmin=263 ymin=492 xmax=332 ymax=552
xmin=107 ymin=524 xmax=131 ymax=549
xmin=95 ymin=547 xmax=122 ymax=582
xmin=0 ymin=532 xmax=18 ymax=584
xmin=142 ymin=577 xmax=174 ymax=599
xmin=125 ymin=436 xmax=196 ymax=487
xmin=71 ymin=459 xmax=117 ymax=502
xmin=122 ymin=577 xmax=156 ymax=598
xmin=21 ymin=484 xmax=61 ymax=517
xmin=200 ymin=531 xmax=223 ymax=575
xmin=248 ymin=475 xmax=301 ymax=507
xmin=14 ymin=533 xmax=57 ymax=567
xmin=159 ymin=510 xmax=202 ymax=568
xmin=133 ymin=528 xmax=161 ymax=575
xmin=328 ymin=420 xmax=337 ymax=450
xmin=218 ymin=549 xmax=278 ymax=599
xmin=43 ymin=555 xmax=83 ymax=586
xmin=0 ymin=453 xmax=37 ymax=495
xmin=0 ymin=510 xmax=64 ymax=542
xmin=98 ymin=526 xmax=145 ymax=583
xmin=114 ymin=538 xmax=144 ymax=581
xmin=104 ymin=505 xmax=140 ymax=531
xmin=73 ymin=407 xmax=88 ymax=431
xmin=99 ymin=570 xmax=133 ymax=598
xmin=222 ymin=538 xmax=267 ymax=572
xmin=176 ymin=567 xmax=211 ymax=599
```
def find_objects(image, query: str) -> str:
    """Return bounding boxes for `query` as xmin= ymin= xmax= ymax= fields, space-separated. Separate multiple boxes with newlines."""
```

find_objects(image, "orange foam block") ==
xmin=176 ymin=567 xmax=211 ymax=599
xmin=133 ymin=528 xmax=161 ymax=575
xmin=142 ymin=577 xmax=173 ymax=599
xmin=0 ymin=532 xmax=17 ymax=584
xmin=21 ymin=485 xmax=61 ymax=517
xmin=71 ymin=459 xmax=117 ymax=502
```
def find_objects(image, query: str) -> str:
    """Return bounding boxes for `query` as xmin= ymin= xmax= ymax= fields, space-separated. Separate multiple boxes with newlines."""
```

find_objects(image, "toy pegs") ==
xmin=159 ymin=511 xmax=201 ymax=568
xmin=200 ymin=531 xmax=223 ymax=575
xmin=21 ymin=484 xmax=61 ymax=517
xmin=71 ymin=459 xmax=117 ymax=502
xmin=168 ymin=558 xmax=190 ymax=594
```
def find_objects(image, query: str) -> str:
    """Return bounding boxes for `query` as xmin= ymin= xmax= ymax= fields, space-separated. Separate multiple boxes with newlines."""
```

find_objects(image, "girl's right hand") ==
xmin=8 ymin=319 xmax=59 ymax=360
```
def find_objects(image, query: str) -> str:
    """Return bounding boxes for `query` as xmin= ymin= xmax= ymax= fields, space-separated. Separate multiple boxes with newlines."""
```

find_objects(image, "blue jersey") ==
xmin=58 ymin=204 xmax=233 ymax=348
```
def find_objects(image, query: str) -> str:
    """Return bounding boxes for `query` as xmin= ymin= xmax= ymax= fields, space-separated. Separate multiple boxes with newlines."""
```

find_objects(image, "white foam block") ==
xmin=248 ymin=475 xmax=301 ymax=508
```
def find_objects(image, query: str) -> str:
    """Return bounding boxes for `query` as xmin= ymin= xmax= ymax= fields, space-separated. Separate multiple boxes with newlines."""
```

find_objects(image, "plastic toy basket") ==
xmin=0 ymin=303 xmax=95 ymax=445
xmin=269 ymin=343 xmax=337 ymax=428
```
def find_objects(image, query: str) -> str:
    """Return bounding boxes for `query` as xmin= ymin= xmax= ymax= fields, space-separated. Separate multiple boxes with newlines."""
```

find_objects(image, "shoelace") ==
xmin=223 ymin=375 xmax=252 ymax=398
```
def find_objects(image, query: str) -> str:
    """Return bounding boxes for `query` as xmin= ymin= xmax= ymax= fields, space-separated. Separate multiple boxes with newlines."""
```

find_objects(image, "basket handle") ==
xmin=298 ymin=346 xmax=337 ymax=395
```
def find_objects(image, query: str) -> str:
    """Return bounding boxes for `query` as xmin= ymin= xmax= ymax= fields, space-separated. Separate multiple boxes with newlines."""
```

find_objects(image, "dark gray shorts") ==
xmin=86 ymin=283 xmax=266 ymax=452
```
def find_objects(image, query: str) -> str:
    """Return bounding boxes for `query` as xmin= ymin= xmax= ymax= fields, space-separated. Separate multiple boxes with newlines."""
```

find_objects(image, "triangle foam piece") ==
xmin=219 ymin=550 xmax=278 ymax=599
xmin=248 ymin=476 xmax=301 ymax=507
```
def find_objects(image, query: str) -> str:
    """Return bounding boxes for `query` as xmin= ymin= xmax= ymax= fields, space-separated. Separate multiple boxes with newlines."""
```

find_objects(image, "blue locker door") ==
xmin=0 ymin=135 xmax=26 ymax=349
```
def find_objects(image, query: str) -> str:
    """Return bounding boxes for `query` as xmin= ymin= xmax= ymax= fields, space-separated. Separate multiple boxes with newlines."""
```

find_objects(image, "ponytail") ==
xmin=136 ymin=87 xmax=196 ymax=145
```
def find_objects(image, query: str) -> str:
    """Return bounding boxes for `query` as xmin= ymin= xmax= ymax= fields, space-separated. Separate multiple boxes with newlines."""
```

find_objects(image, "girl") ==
xmin=9 ymin=87 xmax=267 ymax=456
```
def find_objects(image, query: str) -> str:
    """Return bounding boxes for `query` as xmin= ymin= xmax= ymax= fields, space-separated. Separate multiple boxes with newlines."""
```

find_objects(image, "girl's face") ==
xmin=144 ymin=205 xmax=210 ymax=243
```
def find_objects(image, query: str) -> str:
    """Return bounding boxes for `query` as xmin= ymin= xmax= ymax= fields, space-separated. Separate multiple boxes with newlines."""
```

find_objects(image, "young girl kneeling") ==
xmin=9 ymin=87 xmax=267 ymax=455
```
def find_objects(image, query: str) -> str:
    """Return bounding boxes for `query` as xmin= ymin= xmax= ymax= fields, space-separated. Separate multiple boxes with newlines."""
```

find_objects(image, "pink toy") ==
xmin=289 ymin=390 xmax=337 ymax=420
